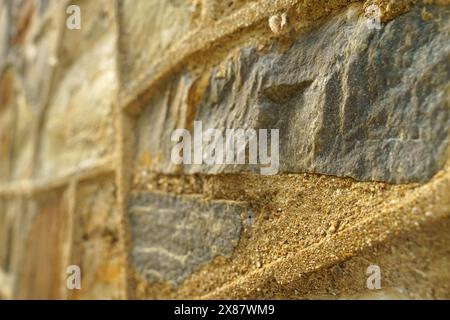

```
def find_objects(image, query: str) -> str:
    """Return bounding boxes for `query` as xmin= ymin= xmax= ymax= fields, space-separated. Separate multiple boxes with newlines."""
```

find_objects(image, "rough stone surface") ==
xmin=37 ymin=34 xmax=116 ymax=178
xmin=118 ymin=0 xmax=195 ymax=89
xmin=5 ymin=0 xmax=64 ymax=111
xmin=135 ymin=5 xmax=450 ymax=183
xmin=20 ymin=12 xmax=60 ymax=110
xmin=0 ymin=2 xmax=9 ymax=60
xmin=118 ymin=0 xmax=258 ymax=91
xmin=0 ymin=196 xmax=27 ymax=298
xmin=0 ymin=196 xmax=34 ymax=297
xmin=0 ymin=68 xmax=34 ymax=182
xmin=70 ymin=178 xmax=122 ymax=300
xmin=136 ymin=75 xmax=195 ymax=174
xmin=10 ymin=79 xmax=34 ymax=181
xmin=56 ymin=0 xmax=116 ymax=79
xmin=129 ymin=192 xmax=246 ymax=285
xmin=1 ymin=0 xmax=450 ymax=300
xmin=19 ymin=192 xmax=66 ymax=299
xmin=34 ymin=0 xmax=118 ymax=179
xmin=0 ymin=70 xmax=15 ymax=181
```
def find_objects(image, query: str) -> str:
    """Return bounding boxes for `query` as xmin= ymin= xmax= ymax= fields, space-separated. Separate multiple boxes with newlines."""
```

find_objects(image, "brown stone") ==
xmin=37 ymin=34 xmax=117 ymax=178
xmin=118 ymin=0 xmax=195 ymax=89
xmin=70 ymin=178 xmax=123 ymax=299
xmin=18 ymin=192 xmax=66 ymax=300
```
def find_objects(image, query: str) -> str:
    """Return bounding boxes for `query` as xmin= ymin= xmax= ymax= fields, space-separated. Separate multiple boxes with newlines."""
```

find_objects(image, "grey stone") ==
xmin=129 ymin=192 xmax=246 ymax=285
xmin=136 ymin=75 xmax=195 ymax=174
xmin=196 ymin=5 xmax=450 ymax=183
xmin=135 ymin=5 xmax=450 ymax=183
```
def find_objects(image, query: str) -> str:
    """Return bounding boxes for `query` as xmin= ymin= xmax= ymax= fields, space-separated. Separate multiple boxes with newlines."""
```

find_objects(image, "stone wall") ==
xmin=0 ymin=0 xmax=449 ymax=299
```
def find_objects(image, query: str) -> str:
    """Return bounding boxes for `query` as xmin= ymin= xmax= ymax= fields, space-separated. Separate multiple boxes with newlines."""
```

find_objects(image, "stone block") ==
xmin=19 ymin=192 xmax=67 ymax=299
xmin=0 ymin=69 xmax=16 ymax=181
xmin=129 ymin=192 xmax=246 ymax=285
xmin=0 ymin=196 xmax=33 ymax=285
xmin=118 ymin=0 xmax=195 ymax=89
xmin=134 ymin=5 xmax=450 ymax=183
xmin=0 ymin=67 xmax=36 ymax=181
xmin=71 ymin=178 xmax=122 ymax=299
xmin=57 ymin=0 xmax=116 ymax=74
xmin=0 ymin=2 xmax=9 ymax=60
xmin=37 ymin=34 xmax=117 ymax=178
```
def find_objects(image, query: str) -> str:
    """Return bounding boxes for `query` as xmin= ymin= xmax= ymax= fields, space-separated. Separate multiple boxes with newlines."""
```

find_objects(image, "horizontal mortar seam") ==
xmin=0 ymin=156 xmax=115 ymax=196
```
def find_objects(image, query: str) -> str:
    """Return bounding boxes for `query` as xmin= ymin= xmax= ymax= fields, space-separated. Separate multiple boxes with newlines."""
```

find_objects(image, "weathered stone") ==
xmin=136 ymin=74 xmax=195 ymax=174
xmin=7 ymin=1 xmax=64 ymax=110
xmin=0 ymin=67 xmax=35 ymax=181
xmin=0 ymin=197 xmax=19 ymax=299
xmin=37 ymin=34 xmax=117 ymax=178
xmin=1 ymin=0 xmax=450 ymax=301
xmin=201 ymin=0 xmax=257 ymax=21
xmin=28 ymin=27 xmax=59 ymax=109
xmin=57 ymin=0 xmax=116 ymax=75
xmin=19 ymin=192 xmax=66 ymax=299
xmin=8 ymin=0 xmax=33 ymax=46
xmin=71 ymin=178 xmax=122 ymax=299
xmin=0 ymin=196 xmax=33 ymax=286
xmin=0 ymin=198 xmax=13 ymax=274
xmin=10 ymin=82 xmax=34 ymax=181
xmin=0 ymin=2 xmax=9 ymax=60
xmin=0 ymin=69 xmax=15 ymax=181
xmin=129 ymin=192 xmax=246 ymax=285
xmin=135 ymin=5 xmax=450 ymax=183
xmin=21 ymin=20 xmax=60 ymax=110
xmin=118 ymin=0 xmax=195 ymax=89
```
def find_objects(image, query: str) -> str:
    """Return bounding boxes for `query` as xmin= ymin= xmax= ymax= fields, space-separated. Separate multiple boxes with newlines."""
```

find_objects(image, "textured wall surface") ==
xmin=0 ymin=0 xmax=449 ymax=300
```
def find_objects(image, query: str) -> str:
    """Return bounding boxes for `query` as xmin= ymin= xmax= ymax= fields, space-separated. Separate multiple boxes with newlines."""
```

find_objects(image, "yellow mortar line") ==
xmin=0 ymin=156 xmax=115 ymax=196
xmin=113 ymin=0 xmax=134 ymax=300
xmin=114 ymin=111 xmax=135 ymax=300
xmin=202 ymin=170 xmax=450 ymax=298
